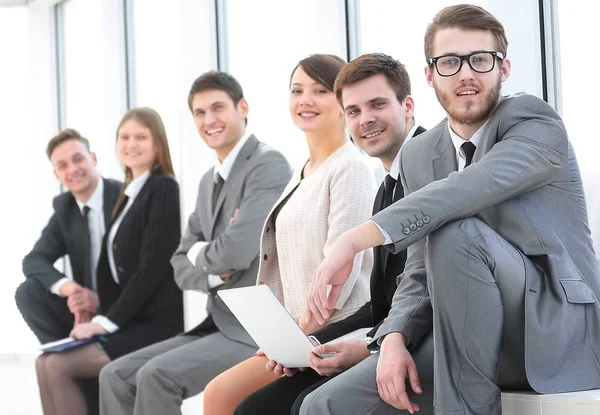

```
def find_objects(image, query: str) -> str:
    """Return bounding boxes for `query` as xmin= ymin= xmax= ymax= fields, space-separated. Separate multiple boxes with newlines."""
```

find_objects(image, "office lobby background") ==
xmin=0 ymin=0 xmax=598 ymax=356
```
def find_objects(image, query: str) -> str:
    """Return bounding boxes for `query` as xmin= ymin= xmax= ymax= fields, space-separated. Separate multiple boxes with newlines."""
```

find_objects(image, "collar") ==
xmin=387 ymin=122 xmax=420 ymax=180
xmin=448 ymin=118 xmax=489 ymax=162
xmin=214 ymin=131 xmax=252 ymax=181
xmin=75 ymin=177 xmax=104 ymax=214
xmin=447 ymin=96 xmax=503 ymax=159
xmin=125 ymin=170 xmax=151 ymax=199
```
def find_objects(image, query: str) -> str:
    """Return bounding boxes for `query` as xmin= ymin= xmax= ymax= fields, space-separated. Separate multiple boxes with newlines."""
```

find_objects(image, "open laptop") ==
xmin=218 ymin=284 xmax=324 ymax=368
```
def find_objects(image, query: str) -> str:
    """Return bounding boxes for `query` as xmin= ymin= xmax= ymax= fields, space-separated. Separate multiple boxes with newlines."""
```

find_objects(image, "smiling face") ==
xmin=289 ymin=65 xmax=343 ymax=134
xmin=342 ymin=73 xmax=414 ymax=170
xmin=51 ymin=138 xmax=99 ymax=201
xmin=191 ymin=89 xmax=248 ymax=162
xmin=426 ymin=28 xmax=510 ymax=134
xmin=117 ymin=118 xmax=157 ymax=178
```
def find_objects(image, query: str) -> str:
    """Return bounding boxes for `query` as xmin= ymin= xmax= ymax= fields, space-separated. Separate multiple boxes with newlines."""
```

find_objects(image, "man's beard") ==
xmin=435 ymin=80 xmax=501 ymax=125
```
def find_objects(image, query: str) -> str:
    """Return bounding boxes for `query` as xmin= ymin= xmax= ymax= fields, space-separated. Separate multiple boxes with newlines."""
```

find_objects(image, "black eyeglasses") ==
xmin=428 ymin=51 xmax=505 ymax=77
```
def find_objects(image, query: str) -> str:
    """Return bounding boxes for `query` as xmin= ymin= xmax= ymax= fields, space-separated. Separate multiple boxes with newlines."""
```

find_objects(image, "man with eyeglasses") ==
xmin=301 ymin=4 xmax=600 ymax=415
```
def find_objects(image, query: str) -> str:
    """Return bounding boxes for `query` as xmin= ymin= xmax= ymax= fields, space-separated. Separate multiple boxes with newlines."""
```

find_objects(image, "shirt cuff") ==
xmin=370 ymin=219 xmax=393 ymax=245
xmin=50 ymin=278 xmax=71 ymax=296
xmin=208 ymin=274 xmax=225 ymax=288
xmin=187 ymin=241 xmax=208 ymax=266
xmin=92 ymin=315 xmax=119 ymax=334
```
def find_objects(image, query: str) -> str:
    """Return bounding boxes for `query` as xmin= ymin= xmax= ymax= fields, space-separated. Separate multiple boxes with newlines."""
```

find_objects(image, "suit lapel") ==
xmin=209 ymin=135 xmax=260 ymax=234
xmin=432 ymin=127 xmax=458 ymax=179
xmin=102 ymin=178 xmax=120 ymax=227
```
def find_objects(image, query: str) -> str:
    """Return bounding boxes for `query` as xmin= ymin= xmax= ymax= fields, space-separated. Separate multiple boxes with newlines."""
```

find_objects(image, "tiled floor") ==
xmin=2 ymin=353 xmax=599 ymax=415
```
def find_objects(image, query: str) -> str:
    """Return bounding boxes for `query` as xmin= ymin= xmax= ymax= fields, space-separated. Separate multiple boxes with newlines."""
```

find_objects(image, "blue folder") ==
xmin=39 ymin=335 xmax=107 ymax=353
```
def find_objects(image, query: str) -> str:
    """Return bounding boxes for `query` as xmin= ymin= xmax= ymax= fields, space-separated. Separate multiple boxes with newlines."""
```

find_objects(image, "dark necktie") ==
xmin=212 ymin=174 xmax=225 ymax=212
xmin=81 ymin=205 xmax=93 ymax=290
xmin=383 ymin=174 xmax=397 ymax=209
xmin=462 ymin=141 xmax=476 ymax=168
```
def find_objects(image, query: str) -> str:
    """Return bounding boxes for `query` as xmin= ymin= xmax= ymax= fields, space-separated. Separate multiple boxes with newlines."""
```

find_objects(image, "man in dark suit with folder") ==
xmin=15 ymin=129 xmax=121 ymax=344
xmin=235 ymin=53 xmax=426 ymax=415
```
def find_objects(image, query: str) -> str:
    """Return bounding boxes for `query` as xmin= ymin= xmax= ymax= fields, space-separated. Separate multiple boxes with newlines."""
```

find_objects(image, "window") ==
xmin=62 ymin=0 xmax=126 ymax=181
xmin=225 ymin=0 xmax=347 ymax=168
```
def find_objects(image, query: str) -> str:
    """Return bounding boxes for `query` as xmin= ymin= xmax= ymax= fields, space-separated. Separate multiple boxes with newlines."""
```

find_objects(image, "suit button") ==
xmin=201 ymin=265 xmax=208 ymax=272
xmin=263 ymin=254 xmax=268 ymax=260
xmin=409 ymin=223 xmax=417 ymax=231
xmin=117 ymin=266 xmax=124 ymax=273
xmin=416 ymin=220 xmax=423 ymax=227
xmin=423 ymin=216 xmax=431 ymax=224
xmin=402 ymin=228 xmax=410 ymax=235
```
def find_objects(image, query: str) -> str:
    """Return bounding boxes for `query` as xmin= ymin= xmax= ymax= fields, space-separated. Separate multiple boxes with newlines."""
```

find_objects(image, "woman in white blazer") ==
xmin=203 ymin=54 xmax=378 ymax=415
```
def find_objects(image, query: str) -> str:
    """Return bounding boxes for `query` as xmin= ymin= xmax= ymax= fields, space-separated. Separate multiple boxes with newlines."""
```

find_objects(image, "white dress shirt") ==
xmin=51 ymin=178 xmax=105 ymax=295
xmin=448 ymin=119 xmax=489 ymax=172
xmin=187 ymin=132 xmax=252 ymax=288
xmin=93 ymin=170 xmax=150 ymax=333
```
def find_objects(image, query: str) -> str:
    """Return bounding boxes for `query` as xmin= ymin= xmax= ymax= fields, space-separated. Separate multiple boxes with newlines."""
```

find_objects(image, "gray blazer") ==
xmin=372 ymin=93 xmax=600 ymax=393
xmin=171 ymin=135 xmax=291 ymax=346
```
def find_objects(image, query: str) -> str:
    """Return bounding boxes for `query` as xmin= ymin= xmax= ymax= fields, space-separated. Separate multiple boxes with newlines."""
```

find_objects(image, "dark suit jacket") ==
xmin=313 ymin=126 xmax=426 ymax=343
xmin=96 ymin=170 xmax=183 ymax=328
xmin=22 ymin=177 xmax=121 ymax=290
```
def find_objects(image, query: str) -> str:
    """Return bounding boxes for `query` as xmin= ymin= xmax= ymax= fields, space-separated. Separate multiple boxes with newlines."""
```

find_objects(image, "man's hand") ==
xmin=376 ymin=333 xmax=422 ymax=413
xmin=305 ymin=235 xmax=356 ymax=325
xmin=74 ymin=311 xmax=93 ymax=326
xmin=67 ymin=286 xmax=99 ymax=315
xmin=309 ymin=339 xmax=370 ymax=376
xmin=305 ymin=222 xmax=386 ymax=325
xmin=70 ymin=322 xmax=108 ymax=340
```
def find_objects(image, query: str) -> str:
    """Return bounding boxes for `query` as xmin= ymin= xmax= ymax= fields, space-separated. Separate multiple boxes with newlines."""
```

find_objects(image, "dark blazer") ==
xmin=96 ymin=170 xmax=183 ymax=328
xmin=22 ymin=177 xmax=121 ymax=290
xmin=312 ymin=126 xmax=426 ymax=343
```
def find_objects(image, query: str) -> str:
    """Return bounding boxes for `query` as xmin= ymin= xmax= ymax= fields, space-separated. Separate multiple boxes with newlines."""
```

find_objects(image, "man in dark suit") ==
xmin=234 ymin=53 xmax=426 ymax=415
xmin=304 ymin=5 xmax=600 ymax=415
xmin=15 ymin=128 xmax=121 ymax=345
xmin=99 ymin=71 xmax=292 ymax=415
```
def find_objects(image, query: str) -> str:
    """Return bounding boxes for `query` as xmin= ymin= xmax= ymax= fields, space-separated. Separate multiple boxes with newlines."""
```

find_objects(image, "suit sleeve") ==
xmin=325 ymin=158 xmax=377 ymax=309
xmin=105 ymin=177 xmax=181 ymax=327
xmin=371 ymin=94 xmax=567 ymax=349
xmin=22 ymin=204 xmax=69 ymax=290
xmin=171 ymin=187 xmax=207 ymax=292
xmin=179 ymin=151 xmax=291 ymax=291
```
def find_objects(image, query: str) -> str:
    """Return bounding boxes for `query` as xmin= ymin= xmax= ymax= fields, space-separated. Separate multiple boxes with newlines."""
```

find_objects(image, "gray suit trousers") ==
xmin=302 ymin=218 xmax=533 ymax=415
xmin=99 ymin=331 xmax=255 ymax=415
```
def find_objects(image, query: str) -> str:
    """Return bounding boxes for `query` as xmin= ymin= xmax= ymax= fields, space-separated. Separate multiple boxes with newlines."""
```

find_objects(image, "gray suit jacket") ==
xmin=372 ymin=93 xmax=600 ymax=393
xmin=171 ymin=135 xmax=291 ymax=346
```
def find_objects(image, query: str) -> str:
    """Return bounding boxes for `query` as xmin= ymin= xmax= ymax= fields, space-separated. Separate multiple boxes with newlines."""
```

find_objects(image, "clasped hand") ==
xmin=70 ymin=322 xmax=108 ymax=340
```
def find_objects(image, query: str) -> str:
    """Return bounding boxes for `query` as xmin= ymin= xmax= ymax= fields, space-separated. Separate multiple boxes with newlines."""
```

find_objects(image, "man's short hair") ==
xmin=187 ymin=71 xmax=245 ymax=112
xmin=46 ymin=128 xmax=91 ymax=159
xmin=334 ymin=53 xmax=411 ymax=106
xmin=424 ymin=4 xmax=508 ymax=62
